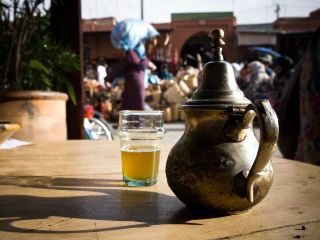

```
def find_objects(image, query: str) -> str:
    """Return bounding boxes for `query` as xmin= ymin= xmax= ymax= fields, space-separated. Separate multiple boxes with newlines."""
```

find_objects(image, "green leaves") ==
xmin=0 ymin=1 xmax=80 ymax=105
xmin=28 ymin=59 xmax=51 ymax=88
xmin=29 ymin=59 xmax=49 ymax=75
xmin=66 ymin=81 xmax=77 ymax=105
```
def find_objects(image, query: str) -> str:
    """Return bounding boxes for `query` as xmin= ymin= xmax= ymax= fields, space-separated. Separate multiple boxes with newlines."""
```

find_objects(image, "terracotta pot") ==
xmin=0 ymin=90 xmax=68 ymax=141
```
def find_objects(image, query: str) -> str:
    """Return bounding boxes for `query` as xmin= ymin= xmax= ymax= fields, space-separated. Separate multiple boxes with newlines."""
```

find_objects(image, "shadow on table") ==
xmin=0 ymin=176 xmax=226 ymax=234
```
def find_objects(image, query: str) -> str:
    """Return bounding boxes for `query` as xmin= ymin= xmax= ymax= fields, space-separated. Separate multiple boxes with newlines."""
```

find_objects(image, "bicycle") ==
xmin=83 ymin=105 xmax=115 ymax=140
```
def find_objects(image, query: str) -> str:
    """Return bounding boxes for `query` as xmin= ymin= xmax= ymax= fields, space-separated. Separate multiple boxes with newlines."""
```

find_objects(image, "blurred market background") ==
xmin=1 ymin=0 xmax=319 ymax=145
xmin=81 ymin=0 xmax=319 ymax=124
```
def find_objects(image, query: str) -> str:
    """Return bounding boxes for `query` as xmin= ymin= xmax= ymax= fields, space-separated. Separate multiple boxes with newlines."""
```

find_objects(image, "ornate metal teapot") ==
xmin=166 ymin=29 xmax=279 ymax=214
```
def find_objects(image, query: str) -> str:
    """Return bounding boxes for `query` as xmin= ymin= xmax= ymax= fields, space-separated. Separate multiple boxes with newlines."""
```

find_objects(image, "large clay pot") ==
xmin=0 ymin=90 xmax=68 ymax=141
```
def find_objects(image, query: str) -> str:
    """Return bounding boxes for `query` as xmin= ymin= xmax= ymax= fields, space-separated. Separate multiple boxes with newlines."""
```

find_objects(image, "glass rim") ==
xmin=119 ymin=110 xmax=164 ymax=115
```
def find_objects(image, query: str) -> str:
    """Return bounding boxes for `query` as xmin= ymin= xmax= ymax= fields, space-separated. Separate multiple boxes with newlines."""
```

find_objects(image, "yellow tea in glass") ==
xmin=121 ymin=145 xmax=160 ymax=185
xmin=118 ymin=110 xmax=165 ymax=187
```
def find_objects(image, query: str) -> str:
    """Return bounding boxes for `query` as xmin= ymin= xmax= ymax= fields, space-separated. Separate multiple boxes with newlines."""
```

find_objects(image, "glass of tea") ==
xmin=118 ymin=110 xmax=165 ymax=187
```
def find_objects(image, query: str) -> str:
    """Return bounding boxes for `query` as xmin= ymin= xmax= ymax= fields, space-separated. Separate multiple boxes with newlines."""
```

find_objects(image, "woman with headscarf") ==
xmin=244 ymin=61 xmax=272 ymax=101
xmin=106 ymin=19 xmax=159 ymax=110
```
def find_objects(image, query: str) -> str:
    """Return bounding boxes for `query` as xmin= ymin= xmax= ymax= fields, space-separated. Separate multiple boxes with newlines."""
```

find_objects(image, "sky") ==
xmin=81 ymin=0 xmax=320 ymax=24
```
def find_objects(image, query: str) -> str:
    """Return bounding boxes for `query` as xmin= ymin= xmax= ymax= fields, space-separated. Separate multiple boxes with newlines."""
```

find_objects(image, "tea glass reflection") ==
xmin=118 ymin=110 xmax=165 ymax=187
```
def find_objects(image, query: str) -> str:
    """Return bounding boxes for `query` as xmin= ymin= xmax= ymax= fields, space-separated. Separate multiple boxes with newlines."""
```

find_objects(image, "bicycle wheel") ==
xmin=84 ymin=117 xmax=114 ymax=140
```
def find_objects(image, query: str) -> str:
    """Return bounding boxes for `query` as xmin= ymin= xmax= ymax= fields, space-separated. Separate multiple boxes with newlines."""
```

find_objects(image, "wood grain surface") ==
xmin=0 ymin=140 xmax=319 ymax=239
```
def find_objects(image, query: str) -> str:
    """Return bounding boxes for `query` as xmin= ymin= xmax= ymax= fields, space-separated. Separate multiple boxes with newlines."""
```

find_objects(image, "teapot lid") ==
xmin=181 ymin=29 xmax=251 ymax=110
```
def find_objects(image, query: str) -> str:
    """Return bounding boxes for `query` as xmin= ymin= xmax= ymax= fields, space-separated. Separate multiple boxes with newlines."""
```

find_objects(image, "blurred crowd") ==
xmin=83 ymin=58 xmax=199 ymax=122
xmin=233 ymin=27 xmax=320 ymax=165
xmin=233 ymin=53 xmax=294 ymax=108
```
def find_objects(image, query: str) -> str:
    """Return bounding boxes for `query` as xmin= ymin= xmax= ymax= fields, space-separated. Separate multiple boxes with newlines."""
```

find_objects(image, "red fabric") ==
xmin=84 ymin=104 xmax=94 ymax=119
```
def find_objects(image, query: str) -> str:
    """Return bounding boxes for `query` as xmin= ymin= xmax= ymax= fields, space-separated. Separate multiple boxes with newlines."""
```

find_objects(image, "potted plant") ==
xmin=0 ymin=0 xmax=80 ymax=141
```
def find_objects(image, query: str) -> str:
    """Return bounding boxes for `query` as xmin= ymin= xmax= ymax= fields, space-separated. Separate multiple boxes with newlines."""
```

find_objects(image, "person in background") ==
xmin=276 ymin=60 xmax=302 ymax=159
xmin=236 ymin=63 xmax=250 ymax=90
xmin=105 ymin=50 xmax=148 ymax=110
xmin=272 ymin=56 xmax=294 ymax=107
xmin=145 ymin=60 xmax=159 ymax=87
xmin=277 ymin=27 xmax=320 ymax=165
xmin=158 ymin=62 xmax=173 ymax=80
xmin=244 ymin=61 xmax=272 ymax=101
xmin=85 ymin=62 xmax=96 ymax=80
xmin=258 ymin=54 xmax=275 ymax=81
xmin=231 ymin=62 xmax=241 ymax=80
xmin=97 ymin=59 xmax=108 ymax=88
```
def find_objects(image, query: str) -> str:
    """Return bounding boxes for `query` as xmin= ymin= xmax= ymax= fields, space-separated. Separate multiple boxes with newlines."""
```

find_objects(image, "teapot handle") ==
xmin=245 ymin=99 xmax=279 ymax=203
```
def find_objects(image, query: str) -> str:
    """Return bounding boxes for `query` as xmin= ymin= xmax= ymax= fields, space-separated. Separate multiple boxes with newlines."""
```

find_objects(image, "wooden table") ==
xmin=0 ymin=140 xmax=319 ymax=239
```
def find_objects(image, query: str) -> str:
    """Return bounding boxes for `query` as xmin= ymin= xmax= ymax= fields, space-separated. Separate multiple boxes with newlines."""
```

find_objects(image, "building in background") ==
xmin=236 ymin=9 xmax=320 ymax=62
xmin=82 ymin=12 xmax=235 ymax=69
xmin=82 ymin=9 xmax=320 ymax=69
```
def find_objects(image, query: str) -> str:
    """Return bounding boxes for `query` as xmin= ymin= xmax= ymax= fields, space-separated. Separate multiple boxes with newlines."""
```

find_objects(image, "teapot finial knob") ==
xmin=210 ymin=29 xmax=225 ymax=61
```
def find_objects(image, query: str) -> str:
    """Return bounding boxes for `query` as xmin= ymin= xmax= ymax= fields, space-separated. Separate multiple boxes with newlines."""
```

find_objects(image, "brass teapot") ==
xmin=166 ymin=29 xmax=279 ymax=214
